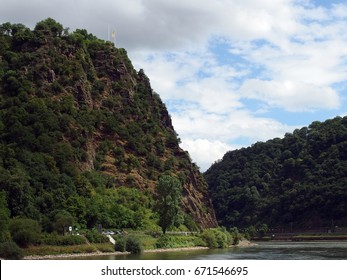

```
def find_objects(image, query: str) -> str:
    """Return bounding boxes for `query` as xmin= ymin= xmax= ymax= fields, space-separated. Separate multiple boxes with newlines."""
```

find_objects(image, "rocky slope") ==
xmin=0 ymin=19 xmax=217 ymax=229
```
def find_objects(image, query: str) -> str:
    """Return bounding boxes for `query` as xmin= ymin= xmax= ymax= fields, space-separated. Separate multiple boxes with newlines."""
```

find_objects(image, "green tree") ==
xmin=34 ymin=18 xmax=64 ymax=37
xmin=8 ymin=218 xmax=41 ymax=247
xmin=0 ymin=242 xmax=23 ymax=259
xmin=0 ymin=191 xmax=11 ymax=242
xmin=53 ymin=210 xmax=74 ymax=235
xmin=155 ymin=175 xmax=183 ymax=234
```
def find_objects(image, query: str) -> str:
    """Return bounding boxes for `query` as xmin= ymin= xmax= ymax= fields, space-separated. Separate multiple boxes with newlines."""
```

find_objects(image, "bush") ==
xmin=155 ymin=235 xmax=171 ymax=249
xmin=85 ymin=231 xmax=109 ymax=243
xmin=9 ymin=218 xmax=41 ymax=248
xmin=201 ymin=230 xmax=218 ymax=248
xmin=0 ymin=242 xmax=23 ymax=259
xmin=41 ymin=233 xmax=86 ymax=246
xmin=114 ymin=236 xmax=126 ymax=252
xmin=201 ymin=228 xmax=230 ymax=249
xmin=244 ymin=226 xmax=256 ymax=240
xmin=155 ymin=234 xmax=201 ymax=249
xmin=126 ymin=236 xmax=142 ymax=254
xmin=214 ymin=230 xmax=229 ymax=248
xmin=230 ymin=227 xmax=241 ymax=245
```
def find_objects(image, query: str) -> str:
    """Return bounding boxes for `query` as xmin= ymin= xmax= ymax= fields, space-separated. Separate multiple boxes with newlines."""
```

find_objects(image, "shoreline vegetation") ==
xmin=253 ymin=234 xmax=347 ymax=242
xmin=24 ymin=240 xmax=254 ymax=260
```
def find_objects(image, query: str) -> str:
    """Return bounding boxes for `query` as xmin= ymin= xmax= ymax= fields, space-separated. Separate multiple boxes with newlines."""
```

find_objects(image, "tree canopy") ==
xmin=205 ymin=116 xmax=347 ymax=230
xmin=155 ymin=175 xmax=183 ymax=234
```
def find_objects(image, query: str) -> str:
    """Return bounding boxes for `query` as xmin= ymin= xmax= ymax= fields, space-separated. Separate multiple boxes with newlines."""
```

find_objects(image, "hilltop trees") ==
xmin=205 ymin=116 xmax=347 ymax=230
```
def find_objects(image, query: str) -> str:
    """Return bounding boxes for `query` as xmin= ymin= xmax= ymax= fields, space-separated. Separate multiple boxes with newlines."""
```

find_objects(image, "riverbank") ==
xmin=24 ymin=246 xmax=208 ymax=260
xmin=24 ymin=240 xmax=254 ymax=260
xmin=253 ymin=234 xmax=347 ymax=242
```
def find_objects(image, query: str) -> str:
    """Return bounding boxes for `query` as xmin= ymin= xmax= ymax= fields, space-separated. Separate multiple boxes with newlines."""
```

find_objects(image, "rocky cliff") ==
xmin=0 ymin=19 xmax=217 ymax=229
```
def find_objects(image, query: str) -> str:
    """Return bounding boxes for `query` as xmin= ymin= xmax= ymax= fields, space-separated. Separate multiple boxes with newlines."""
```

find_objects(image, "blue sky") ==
xmin=1 ymin=0 xmax=347 ymax=170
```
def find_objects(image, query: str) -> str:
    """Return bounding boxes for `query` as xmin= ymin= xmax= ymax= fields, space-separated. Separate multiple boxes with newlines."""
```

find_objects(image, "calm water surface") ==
xmin=76 ymin=241 xmax=347 ymax=260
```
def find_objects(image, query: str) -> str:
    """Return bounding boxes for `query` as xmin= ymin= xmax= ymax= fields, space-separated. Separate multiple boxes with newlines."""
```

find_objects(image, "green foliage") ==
xmin=85 ymin=231 xmax=109 ymax=244
xmin=230 ymin=227 xmax=242 ymax=245
xmin=53 ymin=211 xmax=75 ymax=235
xmin=155 ymin=234 xmax=171 ymax=248
xmin=114 ymin=236 xmax=126 ymax=252
xmin=155 ymin=175 xmax=183 ymax=234
xmin=183 ymin=214 xmax=200 ymax=232
xmin=155 ymin=234 xmax=200 ymax=249
xmin=114 ymin=235 xmax=142 ymax=254
xmin=41 ymin=233 xmax=86 ymax=246
xmin=205 ymin=116 xmax=347 ymax=230
xmin=0 ymin=241 xmax=23 ymax=259
xmin=34 ymin=18 xmax=64 ymax=37
xmin=9 ymin=218 xmax=41 ymax=247
xmin=0 ymin=191 xmax=11 ymax=242
xmin=201 ymin=228 xmax=231 ymax=249
xmin=125 ymin=236 xmax=143 ymax=254
xmin=244 ymin=226 xmax=256 ymax=240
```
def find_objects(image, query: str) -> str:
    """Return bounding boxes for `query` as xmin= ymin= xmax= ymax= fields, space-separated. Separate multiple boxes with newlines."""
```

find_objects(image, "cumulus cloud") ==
xmin=180 ymin=139 xmax=234 ymax=171
xmin=240 ymin=79 xmax=340 ymax=111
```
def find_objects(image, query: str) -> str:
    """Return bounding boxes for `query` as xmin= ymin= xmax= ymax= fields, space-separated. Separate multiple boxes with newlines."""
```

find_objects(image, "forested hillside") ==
xmin=205 ymin=116 xmax=347 ymax=230
xmin=0 ymin=18 xmax=217 ymax=235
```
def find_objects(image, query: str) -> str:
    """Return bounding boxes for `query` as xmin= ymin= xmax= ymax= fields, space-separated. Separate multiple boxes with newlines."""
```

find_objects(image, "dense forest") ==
xmin=0 ymin=18 xmax=216 ymax=239
xmin=205 ymin=116 xmax=347 ymax=231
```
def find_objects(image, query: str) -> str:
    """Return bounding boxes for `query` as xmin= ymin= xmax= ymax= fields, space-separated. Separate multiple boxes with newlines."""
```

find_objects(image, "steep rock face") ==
xmin=0 ymin=20 xmax=217 ymax=228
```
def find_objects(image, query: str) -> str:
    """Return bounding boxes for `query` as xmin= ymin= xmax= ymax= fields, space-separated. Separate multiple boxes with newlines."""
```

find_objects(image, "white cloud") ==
xmin=240 ymin=79 xmax=340 ymax=111
xmin=180 ymin=139 xmax=234 ymax=171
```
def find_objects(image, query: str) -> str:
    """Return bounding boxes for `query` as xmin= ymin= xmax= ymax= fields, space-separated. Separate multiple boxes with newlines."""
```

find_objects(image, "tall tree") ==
xmin=53 ymin=210 xmax=74 ymax=235
xmin=155 ymin=175 xmax=182 ymax=234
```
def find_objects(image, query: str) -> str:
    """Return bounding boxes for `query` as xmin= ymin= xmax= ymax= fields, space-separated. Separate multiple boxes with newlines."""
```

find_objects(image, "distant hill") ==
xmin=205 ymin=116 xmax=347 ymax=230
xmin=0 ymin=18 xmax=217 ymax=232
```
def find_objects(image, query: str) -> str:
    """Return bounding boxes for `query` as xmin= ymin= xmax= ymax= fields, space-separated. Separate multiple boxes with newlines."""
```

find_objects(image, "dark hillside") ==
xmin=205 ymin=116 xmax=347 ymax=230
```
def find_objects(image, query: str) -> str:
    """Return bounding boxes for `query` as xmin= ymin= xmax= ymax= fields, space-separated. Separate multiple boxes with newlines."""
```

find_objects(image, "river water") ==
xmin=77 ymin=241 xmax=347 ymax=260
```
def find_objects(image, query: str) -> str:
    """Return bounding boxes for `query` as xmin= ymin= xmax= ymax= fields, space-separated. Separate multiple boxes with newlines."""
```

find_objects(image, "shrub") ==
xmin=244 ymin=226 xmax=256 ymax=240
xmin=9 ymin=218 xmax=41 ymax=248
xmin=53 ymin=210 xmax=74 ymax=235
xmin=230 ymin=227 xmax=242 ymax=245
xmin=114 ymin=236 xmax=126 ymax=252
xmin=201 ymin=230 xmax=218 ymax=248
xmin=85 ymin=231 xmax=109 ymax=243
xmin=155 ymin=234 xmax=200 ymax=249
xmin=41 ymin=233 xmax=86 ymax=246
xmin=155 ymin=235 xmax=171 ymax=249
xmin=0 ymin=242 xmax=23 ymax=259
xmin=201 ymin=228 xmax=230 ymax=249
xmin=126 ymin=236 xmax=142 ymax=254
xmin=214 ymin=230 xmax=229 ymax=248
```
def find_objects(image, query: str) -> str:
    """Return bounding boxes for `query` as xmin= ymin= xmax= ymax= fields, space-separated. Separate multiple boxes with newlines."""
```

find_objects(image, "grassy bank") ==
xmin=22 ymin=243 xmax=116 ymax=257
xmin=20 ymin=228 xmax=242 ymax=259
xmin=20 ymin=233 xmax=204 ymax=257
